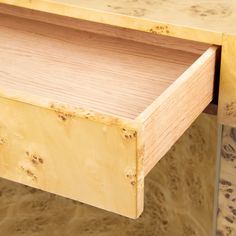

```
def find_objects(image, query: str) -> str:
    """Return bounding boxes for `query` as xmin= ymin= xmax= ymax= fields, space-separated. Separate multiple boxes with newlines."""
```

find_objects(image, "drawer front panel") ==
xmin=0 ymin=97 xmax=142 ymax=218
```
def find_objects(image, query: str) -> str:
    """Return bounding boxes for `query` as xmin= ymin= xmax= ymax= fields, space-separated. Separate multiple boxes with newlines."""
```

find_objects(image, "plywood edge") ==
xmin=0 ymin=2 xmax=222 ymax=45
xmin=138 ymin=46 xmax=217 ymax=175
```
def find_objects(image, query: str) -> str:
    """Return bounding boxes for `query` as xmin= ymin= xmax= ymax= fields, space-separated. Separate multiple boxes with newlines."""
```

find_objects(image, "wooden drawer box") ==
xmin=0 ymin=12 xmax=218 ymax=218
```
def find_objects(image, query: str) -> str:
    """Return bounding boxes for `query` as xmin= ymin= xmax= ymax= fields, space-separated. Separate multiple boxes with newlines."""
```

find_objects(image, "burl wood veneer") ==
xmin=0 ymin=113 xmax=218 ymax=235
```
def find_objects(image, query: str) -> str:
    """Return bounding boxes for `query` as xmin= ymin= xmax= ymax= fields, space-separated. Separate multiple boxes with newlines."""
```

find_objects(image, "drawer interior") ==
xmin=0 ymin=13 xmax=211 ymax=120
xmin=0 ymin=12 xmax=218 ymax=218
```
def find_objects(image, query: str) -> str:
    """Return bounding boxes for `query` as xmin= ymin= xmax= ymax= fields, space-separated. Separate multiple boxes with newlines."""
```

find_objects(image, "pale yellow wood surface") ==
xmin=1 ymin=0 xmax=236 ymax=126
xmin=0 ymin=113 xmax=219 ymax=236
xmin=0 ymin=6 xmax=211 ymax=55
xmin=0 ymin=0 xmax=230 ymax=42
xmin=0 ymin=0 xmax=222 ymax=44
xmin=0 ymin=96 xmax=142 ymax=219
xmin=218 ymin=35 xmax=236 ymax=127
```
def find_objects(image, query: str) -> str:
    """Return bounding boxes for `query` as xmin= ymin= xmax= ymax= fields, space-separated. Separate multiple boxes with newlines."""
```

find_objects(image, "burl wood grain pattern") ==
xmin=217 ymin=126 xmax=236 ymax=236
xmin=1 ymin=0 xmax=235 ymax=37
xmin=0 ymin=96 xmax=143 ymax=219
xmin=0 ymin=113 xmax=218 ymax=235
xmin=1 ymin=0 xmax=235 ymax=126
xmin=218 ymin=35 xmax=236 ymax=127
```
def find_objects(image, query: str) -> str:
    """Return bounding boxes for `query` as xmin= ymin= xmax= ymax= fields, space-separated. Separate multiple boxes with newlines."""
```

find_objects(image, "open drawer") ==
xmin=0 ymin=13 xmax=218 ymax=218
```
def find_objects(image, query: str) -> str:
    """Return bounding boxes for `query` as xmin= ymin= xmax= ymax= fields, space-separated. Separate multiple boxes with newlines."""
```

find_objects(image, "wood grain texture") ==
xmin=217 ymin=126 xmax=236 ymax=236
xmin=0 ymin=5 xmax=211 ymax=55
xmin=218 ymin=35 xmax=236 ymax=127
xmin=138 ymin=46 xmax=217 ymax=175
xmin=0 ymin=113 xmax=219 ymax=235
xmin=0 ymin=14 xmax=205 ymax=120
xmin=0 ymin=13 xmax=217 ymax=174
xmin=0 ymin=13 xmax=217 ymax=218
xmin=0 ymin=0 xmax=225 ymax=44
xmin=1 ymin=1 xmax=236 ymax=127
xmin=0 ymin=96 xmax=142 ymax=219
xmin=12 ymin=0 xmax=232 ymax=34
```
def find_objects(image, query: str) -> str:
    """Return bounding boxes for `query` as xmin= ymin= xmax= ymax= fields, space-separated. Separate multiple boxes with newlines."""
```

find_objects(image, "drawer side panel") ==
xmin=140 ymin=47 xmax=217 ymax=175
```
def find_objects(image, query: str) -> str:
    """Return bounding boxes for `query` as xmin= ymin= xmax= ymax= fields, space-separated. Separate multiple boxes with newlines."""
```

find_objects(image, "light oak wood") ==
xmin=0 ymin=4 xmax=210 ymax=55
xmin=138 ymin=46 xmax=217 ymax=175
xmin=0 ymin=13 xmax=217 ymax=217
xmin=0 ymin=14 xmax=208 ymax=119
